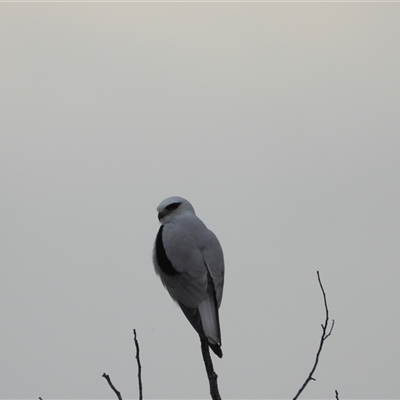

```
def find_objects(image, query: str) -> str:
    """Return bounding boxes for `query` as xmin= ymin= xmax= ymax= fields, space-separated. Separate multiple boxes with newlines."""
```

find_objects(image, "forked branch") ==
xmin=293 ymin=271 xmax=335 ymax=400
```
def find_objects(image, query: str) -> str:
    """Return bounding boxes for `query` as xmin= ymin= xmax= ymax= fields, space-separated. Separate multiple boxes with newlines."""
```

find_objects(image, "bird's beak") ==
xmin=158 ymin=211 xmax=166 ymax=221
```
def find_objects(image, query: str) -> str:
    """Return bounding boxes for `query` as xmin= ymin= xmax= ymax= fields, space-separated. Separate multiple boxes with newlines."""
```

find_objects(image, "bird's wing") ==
xmin=154 ymin=218 xmax=209 ymax=309
xmin=200 ymin=230 xmax=225 ymax=307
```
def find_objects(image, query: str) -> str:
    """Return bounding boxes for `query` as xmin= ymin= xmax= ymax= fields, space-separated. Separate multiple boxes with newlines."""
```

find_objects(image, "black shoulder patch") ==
xmin=156 ymin=225 xmax=179 ymax=276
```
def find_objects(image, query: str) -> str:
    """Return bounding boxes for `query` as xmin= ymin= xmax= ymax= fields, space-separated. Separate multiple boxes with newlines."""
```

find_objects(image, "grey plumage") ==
xmin=153 ymin=196 xmax=225 ymax=358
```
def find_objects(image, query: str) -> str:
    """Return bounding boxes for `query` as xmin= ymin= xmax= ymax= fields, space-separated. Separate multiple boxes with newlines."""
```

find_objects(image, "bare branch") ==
xmin=335 ymin=389 xmax=340 ymax=400
xmin=292 ymin=271 xmax=335 ymax=400
xmin=102 ymin=372 xmax=123 ymax=400
xmin=133 ymin=329 xmax=143 ymax=400
xmin=201 ymin=338 xmax=222 ymax=400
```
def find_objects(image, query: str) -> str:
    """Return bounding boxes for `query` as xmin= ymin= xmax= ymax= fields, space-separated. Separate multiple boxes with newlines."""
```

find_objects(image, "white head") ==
xmin=157 ymin=196 xmax=196 ymax=224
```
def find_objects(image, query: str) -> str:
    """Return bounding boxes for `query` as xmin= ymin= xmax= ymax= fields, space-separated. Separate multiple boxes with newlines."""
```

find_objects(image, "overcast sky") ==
xmin=1 ymin=2 xmax=400 ymax=399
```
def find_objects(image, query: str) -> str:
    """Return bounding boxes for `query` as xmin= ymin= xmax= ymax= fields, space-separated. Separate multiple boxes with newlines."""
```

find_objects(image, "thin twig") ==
xmin=335 ymin=389 xmax=340 ymax=399
xmin=293 ymin=271 xmax=335 ymax=400
xmin=102 ymin=372 xmax=123 ymax=400
xmin=201 ymin=338 xmax=222 ymax=400
xmin=133 ymin=329 xmax=143 ymax=400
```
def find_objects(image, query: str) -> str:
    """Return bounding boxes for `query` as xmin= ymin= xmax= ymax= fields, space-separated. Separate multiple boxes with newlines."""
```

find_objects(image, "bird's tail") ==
xmin=178 ymin=301 xmax=223 ymax=358
xmin=198 ymin=293 xmax=220 ymax=342
xmin=178 ymin=278 xmax=222 ymax=358
xmin=198 ymin=276 xmax=222 ymax=358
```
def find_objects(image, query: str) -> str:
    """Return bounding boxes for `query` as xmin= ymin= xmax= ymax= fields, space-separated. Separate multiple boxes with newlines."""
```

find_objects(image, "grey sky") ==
xmin=1 ymin=2 xmax=400 ymax=399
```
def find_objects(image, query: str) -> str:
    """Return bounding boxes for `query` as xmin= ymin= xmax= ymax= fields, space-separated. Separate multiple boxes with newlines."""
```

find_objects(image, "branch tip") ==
xmin=133 ymin=328 xmax=143 ymax=400
xmin=102 ymin=372 xmax=122 ymax=400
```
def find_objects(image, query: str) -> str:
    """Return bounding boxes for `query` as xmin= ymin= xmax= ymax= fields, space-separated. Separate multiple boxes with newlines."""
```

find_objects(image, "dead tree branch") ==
xmin=102 ymin=372 xmax=123 ymax=400
xmin=201 ymin=338 xmax=222 ymax=400
xmin=133 ymin=329 xmax=143 ymax=400
xmin=293 ymin=270 xmax=335 ymax=400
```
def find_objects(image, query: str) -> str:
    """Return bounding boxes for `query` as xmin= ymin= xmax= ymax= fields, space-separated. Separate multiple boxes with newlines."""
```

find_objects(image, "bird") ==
xmin=153 ymin=196 xmax=225 ymax=358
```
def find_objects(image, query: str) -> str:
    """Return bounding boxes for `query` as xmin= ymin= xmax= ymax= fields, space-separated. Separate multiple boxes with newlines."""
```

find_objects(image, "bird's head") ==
xmin=157 ymin=196 xmax=195 ymax=224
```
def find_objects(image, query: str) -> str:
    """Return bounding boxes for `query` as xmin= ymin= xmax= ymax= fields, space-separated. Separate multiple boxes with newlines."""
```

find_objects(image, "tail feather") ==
xmin=198 ymin=292 xmax=221 ymax=345
xmin=178 ymin=277 xmax=223 ymax=358
xmin=198 ymin=276 xmax=222 ymax=358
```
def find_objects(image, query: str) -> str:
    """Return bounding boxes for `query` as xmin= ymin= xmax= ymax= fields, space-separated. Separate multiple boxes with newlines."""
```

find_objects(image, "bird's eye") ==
xmin=166 ymin=202 xmax=181 ymax=211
